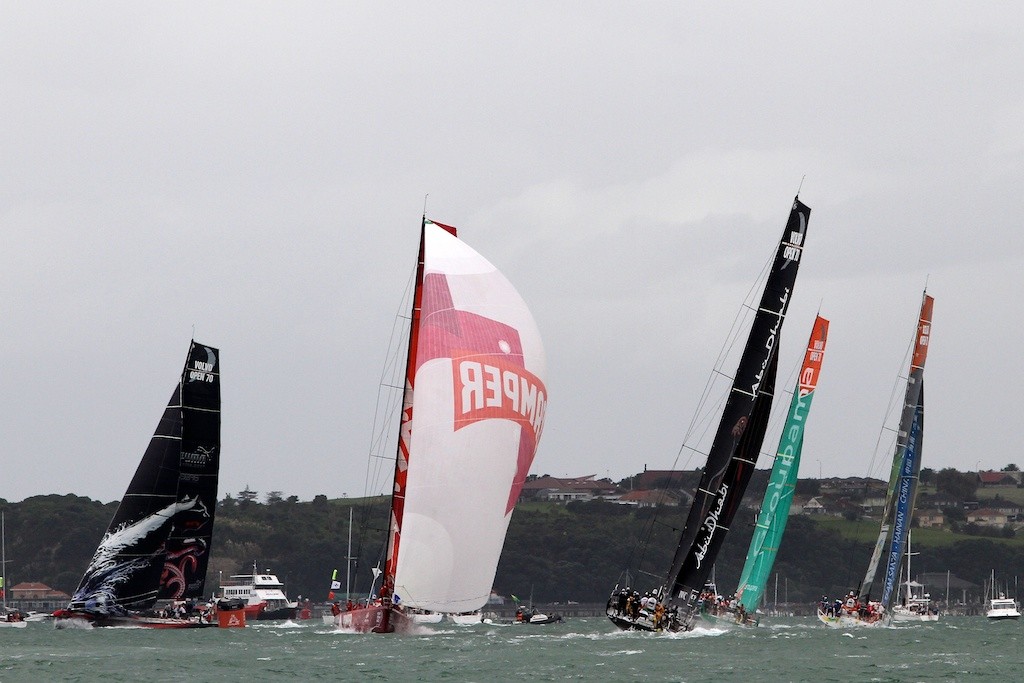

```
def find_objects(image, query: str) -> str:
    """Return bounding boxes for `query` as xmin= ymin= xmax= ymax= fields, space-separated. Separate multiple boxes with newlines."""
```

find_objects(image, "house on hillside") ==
xmin=985 ymin=500 xmax=1024 ymax=521
xmin=978 ymin=470 xmax=1020 ymax=487
xmin=520 ymin=475 xmax=621 ymax=503
xmin=789 ymin=494 xmax=813 ymax=515
xmin=859 ymin=496 xmax=888 ymax=515
xmin=966 ymin=508 xmax=1010 ymax=527
xmin=617 ymin=489 xmax=689 ymax=508
xmin=802 ymin=497 xmax=827 ymax=515
xmin=921 ymin=493 xmax=959 ymax=509
xmin=820 ymin=477 xmax=887 ymax=496
xmin=916 ymin=509 xmax=945 ymax=528
xmin=631 ymin=469 xmax=698 ymax=491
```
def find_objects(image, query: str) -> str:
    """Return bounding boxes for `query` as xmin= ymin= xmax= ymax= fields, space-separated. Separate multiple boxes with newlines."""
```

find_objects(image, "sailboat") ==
xmin=818 ymin=291 xmax=933 ymax=627
xmin=889 ymin=530 xmax=938 ymax=622
xmin=54 ymin=341 xmax=221 ymax=629
xmin=722 ymin=315 xmax=830 ymax=625
xmin=0 ymin=512 xmax=27 ymax=628
xmin=985 ymin=570 xmax=1020 ymax=620
xmin=606 ymin=196 xmax=810 ymax=633
xmin=334 ymin=217 xmax=547 ymax=634
xmin=512 ymin=588 xmax=563 ymax=625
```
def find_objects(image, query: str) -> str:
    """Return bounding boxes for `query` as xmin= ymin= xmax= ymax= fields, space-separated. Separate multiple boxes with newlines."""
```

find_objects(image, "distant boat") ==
xmin=218 ymin=563 xmax=298 ymax=620
xmin=986 ymin=570 xmax=1020 ymax=620
xmin=889 ymin=531 xmax=939 ymax=622
xmin=513 ymin=607 xmax=562 ymax=625
xmin=516 ymin=610 xmax=565 ymax=626
xmin=818 ymin=292 xmax=933 ymax=628
xmin=54 ymin=341 xmax=221 ymax=629
xmin=511 ymin=589 xmax=563 ymax=625
xmin=336 ymin=217 xmax=547 ymax=633
xmin=0 ymin=512 xmax=27 ymax=628
xmin=607 ymin=197 xmax=810 ymax=633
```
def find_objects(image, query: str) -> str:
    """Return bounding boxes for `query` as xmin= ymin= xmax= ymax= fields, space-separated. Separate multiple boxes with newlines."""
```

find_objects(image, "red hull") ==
xmin=328 ymin=605 xmax=413 ymax=633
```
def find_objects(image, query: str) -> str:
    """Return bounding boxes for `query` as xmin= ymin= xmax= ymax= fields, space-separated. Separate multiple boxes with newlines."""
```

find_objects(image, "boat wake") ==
xmin=52 ymin=617 xmax=93 ymax=630
xmin=264 ymin=619 xmax=304 ymax=629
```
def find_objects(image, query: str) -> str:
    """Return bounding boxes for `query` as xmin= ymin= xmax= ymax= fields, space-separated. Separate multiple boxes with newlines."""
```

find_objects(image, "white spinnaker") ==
xmin=393 ymin=223 xmax=546 ymax=613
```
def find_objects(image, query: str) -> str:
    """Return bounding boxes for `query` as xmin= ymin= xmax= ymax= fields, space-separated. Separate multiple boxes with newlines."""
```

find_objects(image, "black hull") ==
xmin=514 ymin=615 xmax=564 ymax=625
xmin=606 ymin=608 xmax=684 ymax=633
xmin=54 ymin=612 xmax=216 ymax=629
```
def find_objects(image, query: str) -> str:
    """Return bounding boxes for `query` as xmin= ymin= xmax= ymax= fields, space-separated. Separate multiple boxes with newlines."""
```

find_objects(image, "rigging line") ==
xmin=710 ymin=250 xmax=772 ymax=374
xmin=862 ymin=302 xmax=920 ymax=480
xmin=641 ymin=223 xmax=786 ymax=579
xmin=362 ymin=262 xmax=418 ymax=500
xmin=675 ymin=242 xmax=773 ymax=457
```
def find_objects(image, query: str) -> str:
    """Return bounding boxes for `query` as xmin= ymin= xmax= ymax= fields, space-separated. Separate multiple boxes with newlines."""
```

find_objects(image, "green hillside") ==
xmin=4 ymin=486 xmax=1023 ymax=607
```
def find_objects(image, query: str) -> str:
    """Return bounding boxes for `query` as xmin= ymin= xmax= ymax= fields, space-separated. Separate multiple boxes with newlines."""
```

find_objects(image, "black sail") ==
xmin=159 ymin=342 xmax=220 ymax=600
xmin=665 ymin=198 xmax=808 ymax=627
xmin=68 ymin=341 xmax=220 ymax=615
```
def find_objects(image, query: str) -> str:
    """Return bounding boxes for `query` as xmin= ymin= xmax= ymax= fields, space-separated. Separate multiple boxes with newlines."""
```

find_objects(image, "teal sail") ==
xmin=736 ymin=316 xmax=829 ymax=614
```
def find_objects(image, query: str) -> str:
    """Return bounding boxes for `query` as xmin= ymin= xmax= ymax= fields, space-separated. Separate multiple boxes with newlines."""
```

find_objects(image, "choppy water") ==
xmin=1 ymin=616 xmax=1020 ymax=682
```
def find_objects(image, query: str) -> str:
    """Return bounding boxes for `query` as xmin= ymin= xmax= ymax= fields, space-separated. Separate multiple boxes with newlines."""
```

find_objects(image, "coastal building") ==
xmin=8 ymin=582 xmax=70 ymax=613
xmin=520 ymin=475 xmax=620 ymax=503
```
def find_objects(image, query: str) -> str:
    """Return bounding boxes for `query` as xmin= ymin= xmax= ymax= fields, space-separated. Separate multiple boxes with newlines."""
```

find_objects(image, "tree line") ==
xmin=2 ymin=467 xmax=1022 ymax=607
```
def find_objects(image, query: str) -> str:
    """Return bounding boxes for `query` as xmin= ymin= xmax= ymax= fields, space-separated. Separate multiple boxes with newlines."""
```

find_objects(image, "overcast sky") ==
xmin=2 ymin=3 xmax=1021 ymax=504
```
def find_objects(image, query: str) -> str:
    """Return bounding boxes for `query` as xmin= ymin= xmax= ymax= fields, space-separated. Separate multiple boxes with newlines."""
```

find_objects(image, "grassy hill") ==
xmin=4 ymin=488 xmax=1023 ymax=608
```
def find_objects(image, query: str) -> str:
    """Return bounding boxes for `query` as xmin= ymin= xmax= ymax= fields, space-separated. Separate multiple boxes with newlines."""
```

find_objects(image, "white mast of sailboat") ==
xmin=346 ymin=507 xmax=353 ymax=600
xmin=1 ymin=511 xmax=6 ymax=612
xmin=773 ymin=573 xmax=778 ymax=614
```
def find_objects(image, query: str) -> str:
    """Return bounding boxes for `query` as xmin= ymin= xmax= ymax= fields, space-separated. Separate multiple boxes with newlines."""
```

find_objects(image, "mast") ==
xmin=735 ymin=315 xmax=829 ymax=613
xmin=859 ymin=292 xmax=933 ymax=603
xmin=665 ymin=197 xmax=810 ymax=629
xmin=346 ymin=507 xmax=353 ymax=600
xmin=1 ymin=511 xmax=6 ymax=612
xmin=376 ymin=216 xmax=430 ymax=632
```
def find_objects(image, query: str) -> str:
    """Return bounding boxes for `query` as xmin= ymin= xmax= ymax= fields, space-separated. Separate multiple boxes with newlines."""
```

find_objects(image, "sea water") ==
xmin=0 ymin=617 xmax=1019 ymax=682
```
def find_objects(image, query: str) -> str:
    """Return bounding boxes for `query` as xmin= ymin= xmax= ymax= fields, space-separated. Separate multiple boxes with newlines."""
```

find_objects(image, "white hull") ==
xmin=23 ymin=612 xmax=54 ymax=623
xmin=986 ymin=607 xmax=1021 ymax=620
xmin=410 ymin=611 xmax=443 ymax=624
xmin=0 ymin=621 xmax=27 ymax=628
xmin=986 ymin=613 xmax=1020 ymax=620
xmin=889 ymin=599 xmax=939 ymax=623
xmin=987 ymin=595 xmax=1020 ymax=620
xmin=448 ymin=612 xmax=482 ymax=625
xmin=816 ymin=608 xmax=883 ymax=628
xmin=890 ymin=611 xmax=939 ymax=623
xmin=323 ymin=608 xmax=442 ymax=626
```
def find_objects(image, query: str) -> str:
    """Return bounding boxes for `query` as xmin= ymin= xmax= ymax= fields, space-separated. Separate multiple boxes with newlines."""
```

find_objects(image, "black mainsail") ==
xmin=159 ymin=342 xmax=221 ymax=601
xmin=64 ymin=341 xmax=220 ymax=620
xmin=608 ymin=197 xmax=809 ymax=632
